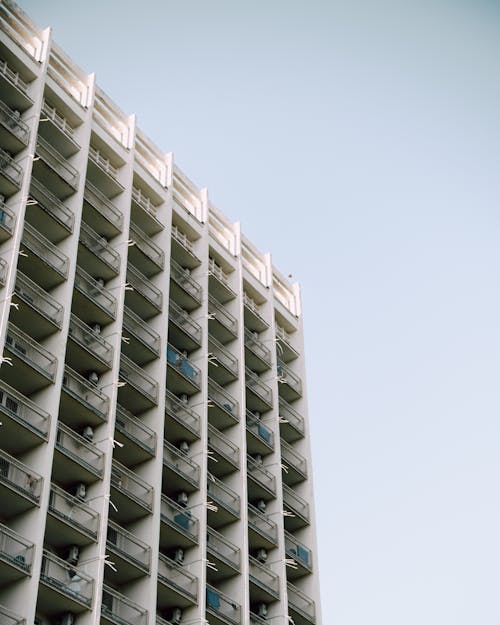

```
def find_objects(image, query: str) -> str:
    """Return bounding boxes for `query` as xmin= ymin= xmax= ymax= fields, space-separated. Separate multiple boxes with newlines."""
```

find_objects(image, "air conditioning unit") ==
xmin=178 ymin=440 xmax=190 ymax=454
xmin=87 ymin=371 xmax=99 ymax=385
xmin=256 ymin=548 xmax=268 ymax=563
xmin=74 ymin=483 xmax=87 ymax=500
xmin=61 ymin=613 xmax=75 ymax=625
xmin=180 ymin=394 xmax=188 ymax=404
xmin=67 ymin=545 xmax=80 ymax=565
xmin=257 ymin=603 xmax=268 ymax=618
xmin=173 ymin=548 xmax=184 ymax=564
xmin=256 ymin=499 xmax=266 ymax=512
xmin=170 ymin=607 xmax=183 ymax=624
xmin=177 ymin=491 xmax=189 ymax=507
xmin=82 ymin=426 xmax=94 ymax=442
xmin=92 ymin=323 xmax=102 ymax=335
xmin=253 ymin=454 xmax=263 ymax=465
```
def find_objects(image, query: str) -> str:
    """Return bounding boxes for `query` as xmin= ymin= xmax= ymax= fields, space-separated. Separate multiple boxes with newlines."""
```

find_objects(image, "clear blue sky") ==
xmin=19 ymin=0 xmax=500 ymax=623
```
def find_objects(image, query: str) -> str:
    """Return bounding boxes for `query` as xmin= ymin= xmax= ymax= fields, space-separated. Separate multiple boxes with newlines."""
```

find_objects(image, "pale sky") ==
xmin=18 ymin=1 xmax=500 ymax=623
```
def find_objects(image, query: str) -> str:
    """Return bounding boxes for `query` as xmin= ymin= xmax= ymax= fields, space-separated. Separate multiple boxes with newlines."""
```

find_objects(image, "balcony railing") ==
xmin=165 ymin=390 xmax=200 ymax=436
xmin=0 ymin=605 xmax=25 ymax=625
xmin=127 ymin=265 xmax=163 ymax=311
xmin=119 ymin=354 xmax=159 ymax=404
xmin=0 ymin=257 xmax=7 ymax=286
xmin=170 ymin=259 xmax=202 ymax=303
xmin=245 ymin=367 xmax=273 ymax=408
xmin=207 ymin=379 xmax=239 ymax=422
xmin=282 ymin=484 xmax=310 ymax=523
xmin=247 ymin=456 xmax=276 ymax=495
xmin=79 ymin=221 xmax=121 ymax=274
xmin=36 ymin=135 xmax=79 ymax=188
xmin=160 ymin=495 xmax=199 ymax=542
xmin=284 ymin=532 xmax=313 ymax=571
xmin=208 ymin=294 xmax=238 ymax=337
xmin=30 ymin=177 xmax=74 ymax=232
xmin=40 ymin=550 xmax=94 ymax=606
xmin=246 ymin=411 xmax=274 ymax=449
xmin=157 ymin=553 xmax=198 ymax=601
xmin=74 ymin=267 xmax=118 ymax=319
xmin=84 ymin=181 xmax=123 ymax=231
xmin=48 ymin=483 xmax=100 ymax=539
xmin=69 ymin=313 xmax=114 ymax=368
xmin=0 ymin=100 xmax=29 ymax=144
xmin=279 ymin=398 xmax=305 ymax=438
xmin=287 ymin=582 xmax=316 ymax=623
xmin=0 ymin=523 xmax=34 ymax=573
xmin=107 ymin=520 xmax=151 ymax=572
xmin=244 ymin=328 xmax=271 ymax=365
xmin=277 ymin=360 xmax=302 ymax=396
xmin=166 ymin=343 xmax=201 ymax=389
xmin=130 ymin=222 xmax=165 ymax=269
xmin=0 ymin=198 xmax=15 ymax=236
xmin=163 ymin=440 xmax=200 ymax=487
xmin=207 ymin=474 xmax=240 ymax=518
xmin=0 ymin=59 xmax=29 ymax=93
xmin=62 ymin=366 xmax=110 ymax=421
xmin=123 ymin=306 xmax=161 ymax=356
xmin=206 ymin=585 xmax=241 ymax=625
xmin=247 ymin=504 xmax=278 ymax=545
xmin=6 ymin=323 xmax=58 ymax=381
xmin=249 ymin=555 xmax=280 ymax=598
xmin=208 ymin=336 xmax=239 ymax=377
xmin=22 ymin=222 xmax=70 ymax=279
xmin=101 ymin=584 xmax=148 ymax=625
xmin=41 ymin=99 xmax=76 ymax=141
xmin=111 ymin=461 xmax=154 ymax=511
xmin=132 ymin=185 xmax=157 ymax=218
xmin=115 ymin=405 xmax=157 ymax=455
xmin=209 ymin=257 xmax=234 ymax=290
xmin=56 ymin=422 xmax=105 ymax=478
xmin=0 ymin=379 xmax=50 ymax=439
xmin=168 ymin=299 xmax=202 ymax=344
xmin=15 ymin=271 xmax=64 ymax=329
xmin=0 ymin=449 xmax=42 ymax=503
xmin=243 ymin=292 xmax=268 ymax=328
xmin=171 ymin=224 xmax=195 ymax=254
xmin=207 ymin=527 xmax=241 ymax=571
xmin=89 ymin=145 xmax=119 ymax=179
xmin=0 ymin=148 xmax=23 ymax=187
xmin=281 ymin=440 xmax=308 ymax=479
xmin=207 ymin=423 xmax=240 ymax=469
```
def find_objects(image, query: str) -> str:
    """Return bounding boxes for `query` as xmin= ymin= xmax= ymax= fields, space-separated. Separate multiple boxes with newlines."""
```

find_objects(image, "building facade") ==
xmin=0 ymin=2 xmax=322 ymax=625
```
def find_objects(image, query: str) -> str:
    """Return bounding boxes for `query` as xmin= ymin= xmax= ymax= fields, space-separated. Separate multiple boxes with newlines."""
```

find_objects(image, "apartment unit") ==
xmin=0 ymin=2 xmax=322 ymax=625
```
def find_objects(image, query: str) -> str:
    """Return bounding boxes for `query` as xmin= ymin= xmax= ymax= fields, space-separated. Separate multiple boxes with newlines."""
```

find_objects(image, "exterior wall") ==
xmin=0 ymin=3 xmax=321 ymax=625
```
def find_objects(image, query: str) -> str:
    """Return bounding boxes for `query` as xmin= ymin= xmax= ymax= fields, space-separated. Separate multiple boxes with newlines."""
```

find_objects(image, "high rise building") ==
xmin=0 ymin=2 xmax=322 ymax=625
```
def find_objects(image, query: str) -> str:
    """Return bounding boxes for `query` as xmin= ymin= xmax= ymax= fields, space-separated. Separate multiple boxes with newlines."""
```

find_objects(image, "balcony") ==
xmin=166 ymin=343 xmax=201 ymax=395
xmin=170 ymin=259 xmax=202 ymax=311
xmin=13 ymin=272 xmax=64 ymax=339
xmin=207 ymin=474 xmax=240 ymax=527
xmin=160 ymin=495 xmax=199 ymax=550
xmin=0 ymin=148 xmax=22 ymax=195
xmin=209 ymin=258 xmax=236 ymax=303
xmin=207 ymin=379 xmax=239 ymax=429
xmin=243 ymin=292 xmax=269 ymax=333
xmin=0 ymin=59 xmax=33 ymax=111
xmin=46 ymin=483 xmax=100 ymax=545
xmin=284 ymin=532 xmax=313 ymax=578
xmin=126 ymin=264 xmax=163 ymax=319
xmin=29 ymin=177 xmax=74 ymax=240
xmin=119 ymin=353 xmax=159 ymax=412
xmin=3 ymin=323 xmax=57 ymax=393
xmin=110 ymin=461 xmax=154 ymax=523
xmin=207 ymin=424 xmax=240 ymax=476
xmin=162 ymin=440 xmax=200 ymax=494
xmin=0 ymin=523 xmax=34 ymax=584
xmin=40 ymin=99 xmax=80 ymax=157
xmin=164 ymin=390 xmax=200 ymax=442
xmin=206 ymin=585 xmax=241 ymax=625
xmin=87 ymin=145 xmax=124 ymax=197
xmin=83 ymin=180 xmax=123 ymax=238
xmin=0 ymin=257 xmax=7 ymax=286
xmin=168 ymin=299 xmax=202 ymax=352
xmin=114 ymin=405 xmax=156 ymax=465
xmin=0 ymin=605 xmax=25 ymax=625
xmin=287 ymin=582 xmax=316 ymax=625
xmin=206 ymin=526 xmax=241 ymax=580
xmin=245 ymin=367 xmax=273 ymax=412
xmin=20 ymin=222 xmax=69 ymax=289
xmin=53 ymin=422 xmax=105 ymax=486
xmin=73 ymin=267 xmax=117 ymax=325
xmin=277 ymin=360 xmax=302 ymax=401
xmin=129 ymin=221 xmax=164 ymax=276
xmin=122 ymin=305 xmax=161 ymax=364
xmin=0 ymin=197 xmax=15 ymax=242
xmin=106 ymin=520 xmax=151 ymax=583
xmin=279 ymin=398 xmax=305 ymax=443
xmin=276 ymin=324 xmax=299 ymax=362
xmin=247 ymin=504 xmax=278 ymax=550
xmin=282 ymin=485 xmax=310 ymax=531
xmin=208 ymin=336 xmax=239 ymax=385
xmin=157 ymin=553 xmax=198 ymax=608
xmin=131 ymin=185 xmax=163 ymax=235
xmin=247 ymin=456 xmax=276 ymax=500
xmin=34 ymin=135 xmax=79 ymax=198
xmin=67 ymin=313 xmax=114 ymax=372
xmin=61 ymin=365 xmax=110 ymax=427
xmin=208 ymin=295 xmax=238 ymax=343
xmin=39 ymin=551 xmax=94 ymax=612
xmin=101 ymin=585 xmax=148 ymax=625
xmin=0 ymin=449 xmax=42 ymax=517
xmin=246 ymin=412 xmax=274 ymax=456
xmin=78 ymin=221 xmax=121 ymax=279
xmin=281 ymin=440 xmax=308 ymax=486
xmin=0 ymin=379 xmax=50 ymax=453
xmin=244 ymin=329 xmax=272 ymax=373
xmin=170 ymin=224 xmax=201 ymax=268
xmin=0 ymin=100 xmax=29 ymax=154
xmin=249 ymin=556 xmax=280 ymax=602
